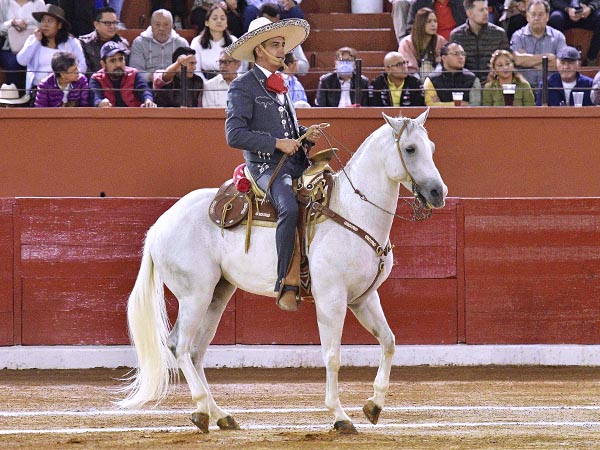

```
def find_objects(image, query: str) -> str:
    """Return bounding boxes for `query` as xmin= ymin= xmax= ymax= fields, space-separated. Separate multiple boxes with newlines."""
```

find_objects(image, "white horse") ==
xmin=118 ymin=110 xmax=447 ymax=434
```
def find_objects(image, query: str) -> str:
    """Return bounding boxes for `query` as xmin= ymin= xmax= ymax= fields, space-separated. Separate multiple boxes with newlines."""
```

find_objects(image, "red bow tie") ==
xmin=266 ymin=73 xmax=288 ymax=95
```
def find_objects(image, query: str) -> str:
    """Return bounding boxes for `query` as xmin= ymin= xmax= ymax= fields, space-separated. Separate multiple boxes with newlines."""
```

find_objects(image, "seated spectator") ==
xmin=449 ymin=0 xmax=510 ymax=82
xmin=258 ymin=2 xmax=308 ymax=74
xmin=548 ymin=0 xmax=600 ymax=65
xmin=510 ymin=0 xmax=566 ymax=90
xmin=89 ymin=40 xmax=156 ymax=107
xmin=191 ymin=1 xmax=243 ymax=38
xmin=423 ymin=42 xmax=482 ymax=105
xmin=34 ymin=51 xmax=88 ymax=107
xmin=389 ymin=0 xmax=412 ymax=42
xmin=130 ymin=9 xmax=188 ymax=82
xmin=17 ymin=4 xmax=86 ymax=95
xmin=154 ymin=46 xmax=204 ymax=107
xmin=202 ymin=49 xmax=241 ymax=107
xmin=151 ymin=0 xmax=187 ymax=29
xmin=315 ymin=46 xmax=369 ymax=107
xmin=536 ymin=45 xmax=593 ymax=105
xmin=0 ymin=0 xmax=45 ymax=95
xmin=282 ymin=52 xmax=307 ymax=104
xmin=368 ymin=51 xmax=425 ymax=106
xmin=0 ymin=82 xmax=31 ymax=107
xmin=242 ymin=0 xmax=304 ymax=33
xmin=191 ymin=4 xmax=237 ymax=81
xmin=398 ymin=8 xmax=448 ymax=79
xmin=407 ymin=0 xmax=467 ymax=40
xmin=590 ymin=69 xmax=600 ymax=103
xmin=482 ymin=49 xmax=535 ymax=105
xmin=79 ymin=7 xmax=129 ymax=77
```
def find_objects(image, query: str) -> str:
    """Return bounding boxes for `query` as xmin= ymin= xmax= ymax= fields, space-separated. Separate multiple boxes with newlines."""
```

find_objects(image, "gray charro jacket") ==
xmin=226 ymin=65 xmax=310 ymax=166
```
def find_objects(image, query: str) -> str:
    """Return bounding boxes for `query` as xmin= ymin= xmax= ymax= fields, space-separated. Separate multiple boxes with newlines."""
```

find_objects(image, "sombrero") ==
xmin=226 ymin=17 xmax=309 ymax=63
xmin=0 ymin=83 xmax=30 ymax=106
xmin=32 ymin=4 xmax=71 ymax=32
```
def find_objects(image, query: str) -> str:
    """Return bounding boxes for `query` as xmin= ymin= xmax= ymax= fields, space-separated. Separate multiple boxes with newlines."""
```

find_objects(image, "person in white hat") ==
xmin=0 ymin=83 xmax=30 ymax=106
xmin=225 ymin=17 xmax=320 ymax=312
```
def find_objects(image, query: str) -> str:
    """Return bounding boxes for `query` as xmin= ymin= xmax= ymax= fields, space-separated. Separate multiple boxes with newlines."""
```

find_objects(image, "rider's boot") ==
xmin=276 ymin=235 xmax=301 ymax=312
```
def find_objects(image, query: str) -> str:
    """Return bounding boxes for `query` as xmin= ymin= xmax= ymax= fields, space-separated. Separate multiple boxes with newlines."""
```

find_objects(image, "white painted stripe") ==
xmin=1 ymin=421 xmax=600 ymax=436
xmin=2 ymin=344 xmax=600 ymax=369
xmin=1 ymin=404 xmax=600 ymax=418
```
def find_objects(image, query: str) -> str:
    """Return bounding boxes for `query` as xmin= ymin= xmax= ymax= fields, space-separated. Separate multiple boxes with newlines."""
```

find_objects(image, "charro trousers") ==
xmin=247 ymin=156 xmax=304 ymax=292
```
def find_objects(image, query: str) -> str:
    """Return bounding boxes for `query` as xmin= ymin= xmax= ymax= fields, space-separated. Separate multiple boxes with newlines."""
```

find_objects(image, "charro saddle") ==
xmin=208 ymin=148 xmax=338 ymax=297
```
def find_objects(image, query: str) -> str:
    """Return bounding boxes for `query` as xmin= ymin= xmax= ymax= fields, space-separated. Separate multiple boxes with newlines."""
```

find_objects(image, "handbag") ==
xmin=8 ymin=26 xmax=35 ymax=54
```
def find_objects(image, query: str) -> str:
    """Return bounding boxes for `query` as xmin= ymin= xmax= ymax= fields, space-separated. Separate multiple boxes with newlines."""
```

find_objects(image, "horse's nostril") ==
xmin=431 ymin=189 xmax=440 ymax=199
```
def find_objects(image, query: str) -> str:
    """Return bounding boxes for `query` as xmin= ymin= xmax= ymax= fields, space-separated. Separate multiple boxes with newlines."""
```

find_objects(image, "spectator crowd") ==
xmin=1 ymin=0 xmax=600 ymax=107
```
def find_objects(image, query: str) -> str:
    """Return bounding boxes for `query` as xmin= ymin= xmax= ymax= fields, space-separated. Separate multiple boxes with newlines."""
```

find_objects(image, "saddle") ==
xmin=208 ymin=148 xmax=338 ymax=297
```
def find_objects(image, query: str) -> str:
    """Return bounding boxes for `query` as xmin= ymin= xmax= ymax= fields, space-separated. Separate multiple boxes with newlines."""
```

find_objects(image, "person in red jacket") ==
xmin=89 ymin=40 xmax=156 ymax=107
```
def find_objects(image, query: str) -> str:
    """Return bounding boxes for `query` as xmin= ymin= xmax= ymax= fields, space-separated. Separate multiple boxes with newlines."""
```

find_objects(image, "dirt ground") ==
xmin=1 ymin=366 xmax=600 ymax=449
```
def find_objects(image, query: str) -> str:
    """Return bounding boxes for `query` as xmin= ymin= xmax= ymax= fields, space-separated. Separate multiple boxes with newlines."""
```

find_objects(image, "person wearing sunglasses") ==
xmin=79 ymin=7 xmax=129 ymax=76
xmin=368 ymin=51 xmax=424 ymax=106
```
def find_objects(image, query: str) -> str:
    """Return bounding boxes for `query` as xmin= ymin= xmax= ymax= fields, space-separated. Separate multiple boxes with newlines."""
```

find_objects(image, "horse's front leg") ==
xmin=315 ymin=293 xmax=357 ymax=434
xmin=348 ymin=290 xmax=396 ymax=425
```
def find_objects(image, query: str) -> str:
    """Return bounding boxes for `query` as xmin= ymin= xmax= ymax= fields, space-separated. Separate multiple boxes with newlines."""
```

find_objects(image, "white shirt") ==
xmin=202 ymin=73 xmax=235 ymax=107
xmin=338 ymin=79 xmax=352 ymax=107
xmin=562 ymin=79 xmax=576 ymax=105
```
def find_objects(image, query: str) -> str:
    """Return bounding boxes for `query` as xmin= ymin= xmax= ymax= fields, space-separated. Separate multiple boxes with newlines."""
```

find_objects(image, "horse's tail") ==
xmin=116 ymin=228 xmax=177 ymax=409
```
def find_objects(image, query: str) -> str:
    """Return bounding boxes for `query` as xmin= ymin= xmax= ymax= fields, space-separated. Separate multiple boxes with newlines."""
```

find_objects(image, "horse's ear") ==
xmin=415 ymin=108 xmax=430 ymax=126
xmin=382 ymin=112 xmax=395 ymax=128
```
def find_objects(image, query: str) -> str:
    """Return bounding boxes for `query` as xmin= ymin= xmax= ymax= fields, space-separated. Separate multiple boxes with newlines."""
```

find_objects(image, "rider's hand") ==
xmin=276 ymin=138 xmax=301 ymax=155
xmin=304 ymin=125 xmax=323 ymax=143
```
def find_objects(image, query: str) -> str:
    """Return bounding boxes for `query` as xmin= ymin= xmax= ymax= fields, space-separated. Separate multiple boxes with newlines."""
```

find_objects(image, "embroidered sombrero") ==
xmin=226 ymin=17 xmax=310 ymax=63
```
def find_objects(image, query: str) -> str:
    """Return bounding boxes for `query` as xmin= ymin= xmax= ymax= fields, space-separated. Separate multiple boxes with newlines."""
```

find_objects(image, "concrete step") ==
xmin=304 ymin=28 xmax=397 ymax=52
xmin=307 ymin=13 xmax=393 ymax=29
xmin=301 ymin=0 xmax=351 ymax=13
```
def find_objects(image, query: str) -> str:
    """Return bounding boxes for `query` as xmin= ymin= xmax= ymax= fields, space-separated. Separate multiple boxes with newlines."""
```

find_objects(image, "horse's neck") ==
xmin=333 ymin=137 xmax=400 ymax=244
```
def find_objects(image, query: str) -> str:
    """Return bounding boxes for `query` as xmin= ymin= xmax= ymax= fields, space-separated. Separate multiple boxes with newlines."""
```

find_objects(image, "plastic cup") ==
xmin=502 ymin=84 xmax=516 ymax=106
xmin=452 ymin=91 xmax=464 ymax=106
xmin=572 ymin=91 xmax=584 ymax=107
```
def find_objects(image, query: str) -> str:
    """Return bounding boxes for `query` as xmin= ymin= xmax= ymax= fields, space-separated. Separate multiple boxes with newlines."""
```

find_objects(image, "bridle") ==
xmin=323 ymin=120 xmax=433 ymax=222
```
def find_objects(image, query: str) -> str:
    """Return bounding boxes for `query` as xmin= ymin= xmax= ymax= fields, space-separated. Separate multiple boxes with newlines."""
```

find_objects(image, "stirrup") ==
xmin=276 ymin=285 xmax=301 ymax=311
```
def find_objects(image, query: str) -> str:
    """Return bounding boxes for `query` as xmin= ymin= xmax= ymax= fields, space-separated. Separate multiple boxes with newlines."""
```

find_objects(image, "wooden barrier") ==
xmin=0 ymin=108 xmax=599 ymax=198
xmin=1 ymin=196 xmax=599 ymax=347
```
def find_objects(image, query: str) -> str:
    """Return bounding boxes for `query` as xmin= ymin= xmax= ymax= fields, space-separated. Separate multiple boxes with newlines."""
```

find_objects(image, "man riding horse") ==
xmin=225 ymin=17 xmax=321 ymax=312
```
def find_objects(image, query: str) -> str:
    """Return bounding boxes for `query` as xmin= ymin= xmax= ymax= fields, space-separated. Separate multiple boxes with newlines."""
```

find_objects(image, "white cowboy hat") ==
xmin=0 ymin=83 xmax=30 ymax=105
xmin=226 ymin=17 xmax=309 ymax=63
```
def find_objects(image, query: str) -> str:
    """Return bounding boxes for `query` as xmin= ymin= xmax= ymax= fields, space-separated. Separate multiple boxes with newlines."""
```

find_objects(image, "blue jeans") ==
xmin=0 ymin=50 xmax=26 ymax=93
xmin=548 ymin=9 xmax=600 ymax=59
xmin=108 ymin=0 xmax=124 ymax=19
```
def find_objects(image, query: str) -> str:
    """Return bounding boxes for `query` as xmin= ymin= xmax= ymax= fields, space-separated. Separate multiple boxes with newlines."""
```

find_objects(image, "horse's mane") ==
xmin=343 ymin=115 xmax=426 ymax=172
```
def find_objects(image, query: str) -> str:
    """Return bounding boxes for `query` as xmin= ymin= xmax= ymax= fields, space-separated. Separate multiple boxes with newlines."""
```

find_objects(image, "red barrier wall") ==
xmin=0 ymin=108 xmax=599 ymax=198
xmin=2 ymin=196 xmax=599 ymax=347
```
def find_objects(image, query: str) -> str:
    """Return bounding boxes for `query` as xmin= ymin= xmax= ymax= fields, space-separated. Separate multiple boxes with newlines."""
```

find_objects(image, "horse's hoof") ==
xmin=217 ymin=415 xmax=240 ymax=430
xmin=333 ymin=420 xmax=358 ymax=434
xmin=363 ymin=400 xmax=382 ymax=425
xmin=191 ymin=412 xmax=210 ymax=433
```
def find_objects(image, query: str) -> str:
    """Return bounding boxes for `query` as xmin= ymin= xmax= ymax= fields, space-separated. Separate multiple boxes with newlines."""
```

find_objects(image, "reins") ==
xmin=317 ymin=122 xmax=433 ymax=222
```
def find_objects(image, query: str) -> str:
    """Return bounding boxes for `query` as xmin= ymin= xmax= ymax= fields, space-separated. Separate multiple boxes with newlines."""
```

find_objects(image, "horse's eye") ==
xmin=405 ymin=146 xmax=415 ymax=154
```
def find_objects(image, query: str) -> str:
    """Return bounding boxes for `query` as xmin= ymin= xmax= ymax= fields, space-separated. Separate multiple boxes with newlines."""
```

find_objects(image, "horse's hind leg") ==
xmin=189 ymin=277 xmax=240 ymax=431
xmin=169 ymin=289 xmax=215 ymax=433
xmin=348 ymin=290 xmax=396 ymax=425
